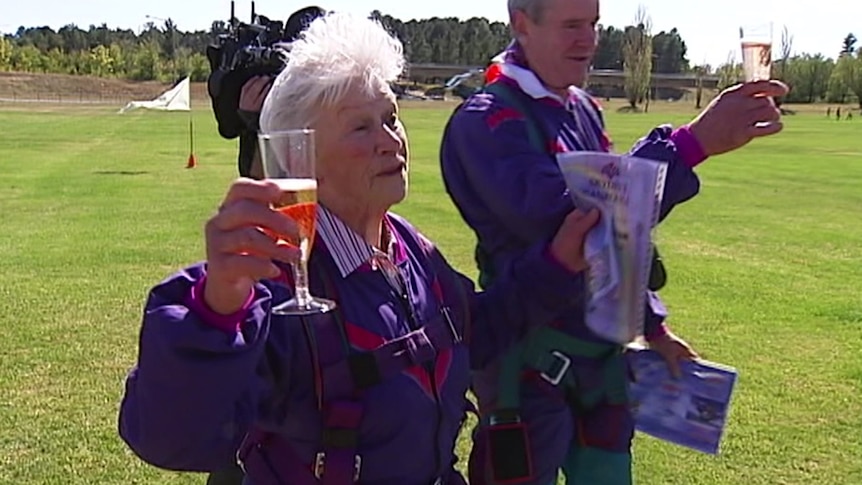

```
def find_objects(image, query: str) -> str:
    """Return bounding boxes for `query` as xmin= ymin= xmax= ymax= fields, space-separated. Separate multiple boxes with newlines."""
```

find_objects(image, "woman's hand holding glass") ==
xmin=203 ymin=179 xmax=302 ymax=315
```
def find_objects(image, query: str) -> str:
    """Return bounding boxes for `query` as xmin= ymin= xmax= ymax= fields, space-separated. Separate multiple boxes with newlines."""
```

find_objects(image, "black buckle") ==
xmin=314 ymin=452 xmax=361 ymax=481
xmin=348 ymin=352 xmax=381 ymax=389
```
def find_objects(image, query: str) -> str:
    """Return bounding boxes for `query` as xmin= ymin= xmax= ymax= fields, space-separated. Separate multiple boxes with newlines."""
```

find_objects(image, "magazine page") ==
xmin=626 ymin=344 xmax=739 ymax=454
xmin=555 ymin=152 xmax=666 ymax=344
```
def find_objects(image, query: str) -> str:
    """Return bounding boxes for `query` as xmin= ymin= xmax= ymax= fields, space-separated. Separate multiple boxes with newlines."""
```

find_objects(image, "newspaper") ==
xmin=626 ymin=344 xmax=738 ymax=454
xmin=556 ymin=152 xmax=667 ymax=344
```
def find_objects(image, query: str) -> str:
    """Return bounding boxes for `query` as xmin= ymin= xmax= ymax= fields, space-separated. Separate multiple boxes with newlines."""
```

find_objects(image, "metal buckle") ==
xmin=489 ymin=412 xmax=521 ymax=426
xmin=235 ymin=449 xmax=247 ymax=474
xmin=540 ymin=351 xmax=571 ymax=386
xmin=314 ymin=452 xmax=362 ymax=482
xmin=235 ymin=436 xmax=258 ymax=474
xmin=441 ymin=306 xmax=462 ymax=344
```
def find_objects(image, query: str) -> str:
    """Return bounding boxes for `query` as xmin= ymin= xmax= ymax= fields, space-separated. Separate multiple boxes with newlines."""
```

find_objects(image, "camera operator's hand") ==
xmin=239 ymin=75 xmax=273 ymax=114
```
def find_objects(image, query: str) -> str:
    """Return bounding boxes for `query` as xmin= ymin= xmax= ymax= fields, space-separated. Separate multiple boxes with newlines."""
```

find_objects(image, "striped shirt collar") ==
xmin=316 ymin=204 xmax=407 ymax=278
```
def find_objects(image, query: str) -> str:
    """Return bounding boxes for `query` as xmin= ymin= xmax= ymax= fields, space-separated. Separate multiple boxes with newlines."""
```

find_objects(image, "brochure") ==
xmin=626 ymin=344 xmax=739 ymax=455
xmin=556 ymin=152 xmax=667 ymax=344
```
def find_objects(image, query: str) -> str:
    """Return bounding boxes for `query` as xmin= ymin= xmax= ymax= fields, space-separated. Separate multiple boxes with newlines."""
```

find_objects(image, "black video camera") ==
xmin=206 ymin=2 xmax=325 ymax=139
xmin=209 ymin=1 xmax=287 ymax=72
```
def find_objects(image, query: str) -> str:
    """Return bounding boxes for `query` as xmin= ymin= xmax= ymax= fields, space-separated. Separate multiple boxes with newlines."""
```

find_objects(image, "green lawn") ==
xmin=0 ymin=100 xmax=860 ymax=484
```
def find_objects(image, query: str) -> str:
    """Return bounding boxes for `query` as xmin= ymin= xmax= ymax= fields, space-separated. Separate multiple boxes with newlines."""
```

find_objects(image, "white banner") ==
xmin=118 ymin=77 xmax=190 ymax=113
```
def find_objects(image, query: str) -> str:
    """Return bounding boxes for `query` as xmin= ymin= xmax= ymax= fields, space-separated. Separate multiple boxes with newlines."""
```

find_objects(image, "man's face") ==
xmin=512 ymin=0 xmax=600 ymax=90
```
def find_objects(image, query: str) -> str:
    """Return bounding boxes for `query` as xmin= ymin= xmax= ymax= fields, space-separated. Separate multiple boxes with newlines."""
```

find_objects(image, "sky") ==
xmin=1 ymin=0 xmax=859 ymax=67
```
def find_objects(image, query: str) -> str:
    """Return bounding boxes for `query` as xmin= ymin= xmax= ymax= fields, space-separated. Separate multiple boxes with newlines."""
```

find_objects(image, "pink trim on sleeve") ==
xmin=185 ymin=276 xmax=255 ymax=333
xmin=671 ymin=125 xmax=708 ymax=168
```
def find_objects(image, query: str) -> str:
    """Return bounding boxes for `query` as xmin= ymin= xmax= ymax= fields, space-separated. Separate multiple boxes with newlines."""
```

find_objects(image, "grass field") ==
xmin=0 ymin=98 xmax=860 ymax=485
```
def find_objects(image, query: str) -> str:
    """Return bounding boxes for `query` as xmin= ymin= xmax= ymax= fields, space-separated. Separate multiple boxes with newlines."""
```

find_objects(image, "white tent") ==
xmin=118 ymin=77 xmax=190 ymax=113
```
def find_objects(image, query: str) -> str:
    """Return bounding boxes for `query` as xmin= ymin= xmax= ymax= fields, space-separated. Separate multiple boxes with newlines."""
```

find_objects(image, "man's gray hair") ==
xmin=260 ymin=12 xmax=405 ymax=132
xmin=507 ymin=0 xmax=550 ymax=22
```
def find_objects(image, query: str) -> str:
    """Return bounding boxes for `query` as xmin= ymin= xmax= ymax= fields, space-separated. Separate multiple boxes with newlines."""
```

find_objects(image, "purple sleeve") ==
xmin=435 ymin=241 xmax=585 ymax=369
xmin=626 ymin=125 xmax=702 ymax=223
xmin=583 ymin=94 xmax=706 ymax=210
xmin=630 ymin=127 xmax=703 ymax=335
xmin=118 ymin=263 xmax=276 ymax=472
xmin=644 ymin=291 xmax=669 ymax=341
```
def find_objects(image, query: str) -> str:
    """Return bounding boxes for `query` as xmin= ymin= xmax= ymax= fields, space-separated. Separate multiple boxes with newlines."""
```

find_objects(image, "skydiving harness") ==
xmin=475 ymin=81 xmax=668 ymax=484
xmin=236 ymin=225 xmax=471 ymax=485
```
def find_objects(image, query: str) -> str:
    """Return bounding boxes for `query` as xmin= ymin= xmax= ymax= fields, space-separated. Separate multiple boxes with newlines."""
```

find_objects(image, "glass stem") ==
xmin=292 ymin=258 xmax=311 ymax=308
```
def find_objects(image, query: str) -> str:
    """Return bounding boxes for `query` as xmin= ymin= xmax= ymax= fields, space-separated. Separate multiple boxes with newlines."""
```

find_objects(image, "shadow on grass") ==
xmin=616 ymin=105 xmax=644 ymax=113
xmin=93 ymin=170 xmax=149 ymax=176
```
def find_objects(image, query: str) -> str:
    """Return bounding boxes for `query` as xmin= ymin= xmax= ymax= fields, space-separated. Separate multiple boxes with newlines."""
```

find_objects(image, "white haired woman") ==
xmin=118 ymin=12 xmax=600 ymax=485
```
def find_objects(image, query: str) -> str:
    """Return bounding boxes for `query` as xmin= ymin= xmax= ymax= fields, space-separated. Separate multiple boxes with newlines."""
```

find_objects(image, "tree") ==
xmin=594 ymin=26 xmax=624 ymax=70
xmin=717 ymin=51 xmax=743 ymax=90
xmin=693 ymin=64 xmax=709 ymax=108
xmin=826 ymin=65 xmax=850 ymax=103
xmin=161 ymin=19 xmax=178 ymax=61
xmin=785 ymin=54 xmax=833 ymax=103
xmin=841 ymin=33 xmax=857 ymax=56
xmin=58 ymin=24 xmax=87 ymax=52
xmin=835 ymin=52 xmax=862 ymax=108
xmin=622 ymin=6 xmax=652 ymax=110
xmin=87 ymin=44 xmax=116 ymax=76
xmin=772 ymin=25 xmax=793 ymax=108
xmin=0 ymin=37 xmax=13 ymax=71
xmin=651 ymin=28 xmax=688 ymax=73
xmin=10 ymin=44 xmax=45 ymax=72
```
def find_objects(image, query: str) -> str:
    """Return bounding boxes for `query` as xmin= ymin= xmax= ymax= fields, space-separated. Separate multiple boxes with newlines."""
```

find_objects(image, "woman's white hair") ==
xmin=260 ymin=12 xmax=405 ymax=132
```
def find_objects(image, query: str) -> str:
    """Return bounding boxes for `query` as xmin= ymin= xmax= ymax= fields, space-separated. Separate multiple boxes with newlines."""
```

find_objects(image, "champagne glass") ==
xmin=739 ymin=22 xmax=773 ymax=81
xmin=258 ymin=129 xmax=336 ymax=315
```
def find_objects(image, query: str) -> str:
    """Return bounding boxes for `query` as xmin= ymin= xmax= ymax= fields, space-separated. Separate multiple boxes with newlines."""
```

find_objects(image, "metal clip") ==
xmin=314 ymin=452 xmax=362 ymax=482
xmin=540 ymin=350 xmax=571 ymax=386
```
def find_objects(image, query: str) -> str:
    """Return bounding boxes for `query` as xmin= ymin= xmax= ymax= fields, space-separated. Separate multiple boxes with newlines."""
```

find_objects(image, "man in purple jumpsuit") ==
xmin=439 ymin=0 xmax=789 ymax=483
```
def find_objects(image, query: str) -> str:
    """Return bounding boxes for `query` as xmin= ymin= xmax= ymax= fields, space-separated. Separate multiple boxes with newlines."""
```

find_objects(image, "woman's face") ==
xmin=313 ymin=83 xmax=409 ymax=216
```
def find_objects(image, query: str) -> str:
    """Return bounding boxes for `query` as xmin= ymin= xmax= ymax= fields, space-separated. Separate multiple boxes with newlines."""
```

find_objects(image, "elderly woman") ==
xmin=118 ymin=12 xmax=600 ymax=485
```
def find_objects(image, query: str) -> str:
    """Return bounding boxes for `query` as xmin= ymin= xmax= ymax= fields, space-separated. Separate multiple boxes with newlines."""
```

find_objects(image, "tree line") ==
xmin=0 ymin=11 xmax=859 ymax=106
xmin=0 ymin=11 xmax=692 ymax=80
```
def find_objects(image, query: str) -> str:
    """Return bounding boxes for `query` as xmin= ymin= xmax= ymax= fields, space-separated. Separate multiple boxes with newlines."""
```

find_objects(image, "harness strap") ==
xmin=320 ymin=311 xmax=463 ymax=401
xmin=318 ymin=400 xmax=363 ymax=484
xmin=494 ymin=327 xmax=628 ymax=413
xmin=238 ymin=222 xmax=471 ymax=485
xmin=236 ymin=426 xmax=319 ymax=485
xmin=308 ymin=258 xmax=363 ymax=484
xmin=521 ymin=328 xmax=629 ymax=409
